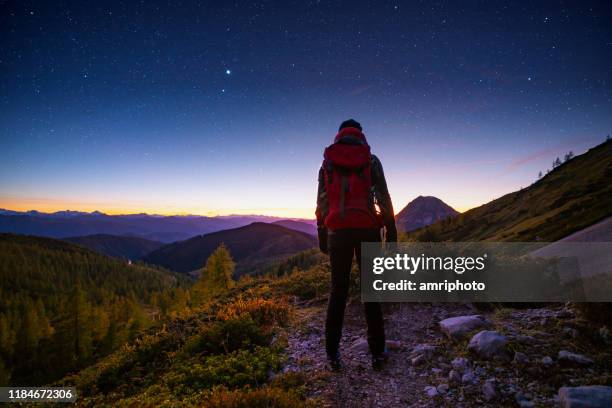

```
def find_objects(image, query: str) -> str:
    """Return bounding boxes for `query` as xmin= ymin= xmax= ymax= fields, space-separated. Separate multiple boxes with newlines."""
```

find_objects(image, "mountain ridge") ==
xmin=142 ymin=221 xmax=317 ymax=275
xmin=64 ymin=233 xmax=164 ymax=260
xmin=395 ymin=195 xmax=459 ymax=232
xmin=0 ymin=210 xmax=316 ymax=243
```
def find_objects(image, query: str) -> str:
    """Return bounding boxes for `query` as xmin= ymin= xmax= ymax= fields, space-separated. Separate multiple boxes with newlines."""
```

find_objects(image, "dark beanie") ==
xmin=338 ymin=119 xmax=362 ymax=131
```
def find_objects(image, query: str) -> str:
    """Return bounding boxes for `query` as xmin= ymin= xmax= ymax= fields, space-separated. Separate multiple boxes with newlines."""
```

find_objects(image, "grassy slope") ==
xmin=55 ymin=265 xmax=331 ymax=407
xmin=405 ymin=140 xmax=612 ymax=242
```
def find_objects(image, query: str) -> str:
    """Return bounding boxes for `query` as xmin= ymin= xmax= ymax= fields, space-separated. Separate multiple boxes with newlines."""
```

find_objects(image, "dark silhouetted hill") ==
xmin=143 ymin=222 xmax=317 ymax=275
xmin=396 ymin=196 xmax=459 ymax=232
xmin=64 ymin=234 xmax=164 ymax=260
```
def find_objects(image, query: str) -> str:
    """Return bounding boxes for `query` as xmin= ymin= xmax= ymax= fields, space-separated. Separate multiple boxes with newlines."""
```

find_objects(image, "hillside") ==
xmin=55 ymin=262 xmax=612 ymax=407
xmin=0 ymin=234 xmax=186 ymax=386
xmin=396 ymin=196 xmax=459 ymax=232
xmin=143 ymin=222 xmax=318 ymax=275
xmin=272 ymin=219 xmax=317 ymax=236
xmin=64 ymin=234 xmax=163 ymax=260
xmin=407 ymin=140 xmax=612 ymax=241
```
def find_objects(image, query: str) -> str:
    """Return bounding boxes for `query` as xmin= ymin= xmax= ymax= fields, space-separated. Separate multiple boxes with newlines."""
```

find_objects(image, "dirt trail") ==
xmin=284 ymin=301 xmax=475 ymax=407
xmin=284 ymin=300 xmax=611 ymax=408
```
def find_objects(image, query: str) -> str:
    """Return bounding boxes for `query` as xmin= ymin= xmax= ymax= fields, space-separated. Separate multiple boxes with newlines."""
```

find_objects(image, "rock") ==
xmin=556 ymin=309 xmax=574 ymax=319
xmin=448 ymin=369 xmax=461 ymax=385
xmin=461 ymin=370 xmax=475 ymax=384
xmin=385 ymin=339 xmax=403 ymax=351
xmin=515 ymin=392 xmax=535 ymax=407
xmin=409 ymin=343 xmax=437 ymax=358
xmin=349 ymin=337 xmax=369 ymax=352
xmin=514 ymin=351 xmax=529 ymax=364
xmin=424 ymin=385 xmax=439 ymax=398
xmin=558 ymin=350 xmax=594 ymax=366
xmin=563 ymin=327 xmax=579 ymax=338
xmin=482 ymin=378 xmax=497 ymax=401
xmin=467 ymin=330 xmax=510 ymax=361
xmin=411 ymin=354 xmax=427 ymax=366
xmin=516 ymin=334 xmax=539 ymax=344
xmin=451 ymin=357 xmax=471 ymax=373
xmin=437 ymin=383 xmax=449 ymax=394
xmin=558 ymin=385 xmax=612 ymax=408
xmin=542 ymin=356 xmax=554 ymax=366
xmin=439 ymin=315 xmax=489 ymax=341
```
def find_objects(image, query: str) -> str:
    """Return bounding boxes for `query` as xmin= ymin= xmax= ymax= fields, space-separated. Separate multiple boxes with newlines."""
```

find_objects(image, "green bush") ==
xmin=181 ymin=316 xmax=271 ymax=357
xmin=166 ymin=347 xmax=283 ymax=396
xmin=273 ymin=266 xmax=330 ymax=300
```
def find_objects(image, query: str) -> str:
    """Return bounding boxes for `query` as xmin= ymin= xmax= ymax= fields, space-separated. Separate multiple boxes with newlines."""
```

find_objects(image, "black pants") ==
xmin=325 ymin=228 xmax=385 ymax=357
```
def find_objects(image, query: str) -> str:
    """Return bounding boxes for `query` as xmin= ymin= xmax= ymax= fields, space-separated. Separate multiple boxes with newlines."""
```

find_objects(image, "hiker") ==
xmin=315 ymin=119 xmax=397 ymax=371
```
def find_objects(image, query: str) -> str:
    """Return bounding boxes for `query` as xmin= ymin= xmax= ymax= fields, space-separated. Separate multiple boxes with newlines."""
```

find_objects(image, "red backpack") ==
xmin=322 ymin=128 xmax=383 ymax=230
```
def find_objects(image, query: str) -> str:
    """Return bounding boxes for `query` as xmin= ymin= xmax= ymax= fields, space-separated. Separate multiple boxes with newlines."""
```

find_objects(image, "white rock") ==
xmin=558 ymin=385 xmax=612 ymax=408
xmin=557 ymin=350 xmax=594 ymax=366
xmin=424 ymin=385 xmax=439 ymax=398
xmin=514 ymin=351 xmax=529 ymax=364
xmin=451 ymin=357 xmax=471 ymax=373
xmin=437 ymin=383 xmax=449 ymax=394
xmin=461 ymin=370 xmax=475 ymax=384
xmin=482 ymin=378 xmax=497 ymax=401
xmin=448 ymin=369 xmax=461 ymax=385
xmin=542 ymin=356 xmax=554 ymax=366
xmin=349 ymin=337 xmax=369 ymax=352
xmin=439 ymin=315 xmax=490 ymax=341
xmin=467 ymin=330 xmax=510 ymax=360
xmin=410 ymin=343 xmax=437 ymax=358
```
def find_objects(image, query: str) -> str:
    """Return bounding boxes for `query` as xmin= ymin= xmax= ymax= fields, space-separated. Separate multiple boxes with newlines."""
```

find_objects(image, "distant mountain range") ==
xmin=271 ymin=219 xmax=317 ymax=235
xmin=0 ymin=210 xmax=316 ymax=243
xmin=64 ymin=234 xmax=164 ymax=260
xmin=395 ymin=196 xmax=459 ymax=232
xmin=142 ymin=222 xmax=317 ymax=275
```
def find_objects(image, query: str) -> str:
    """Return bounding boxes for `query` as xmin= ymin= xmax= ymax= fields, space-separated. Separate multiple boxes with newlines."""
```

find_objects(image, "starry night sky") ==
xmin=1 ymin=1 xmax=611 ymax=217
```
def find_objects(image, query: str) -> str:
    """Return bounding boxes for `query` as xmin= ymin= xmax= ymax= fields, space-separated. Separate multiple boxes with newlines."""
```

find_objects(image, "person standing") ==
xmin=315 ymin=119 xmax=397 ymax=370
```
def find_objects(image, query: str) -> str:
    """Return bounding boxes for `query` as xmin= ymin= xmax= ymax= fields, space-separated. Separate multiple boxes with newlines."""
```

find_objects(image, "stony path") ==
xmin=284 ymin=300 xmax=612 ymax=407
xmin=284 ymin=301 xmax=475 ymax=407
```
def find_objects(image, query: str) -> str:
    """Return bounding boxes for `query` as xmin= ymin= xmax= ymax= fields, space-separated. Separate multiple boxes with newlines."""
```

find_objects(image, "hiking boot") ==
xmin=327 ymin=351 xmax=343 ymax=372
xmin=372 ymin=349 xmax=389 ymax=371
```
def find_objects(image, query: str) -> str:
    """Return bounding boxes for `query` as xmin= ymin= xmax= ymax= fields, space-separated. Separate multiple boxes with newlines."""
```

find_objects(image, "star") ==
xmin=225 ymin=69 xmax=231 ymax=75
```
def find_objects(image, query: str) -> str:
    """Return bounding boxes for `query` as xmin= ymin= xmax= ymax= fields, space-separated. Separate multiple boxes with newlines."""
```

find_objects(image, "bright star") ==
xmin=225 ymin=69 xmax=231 ymax=75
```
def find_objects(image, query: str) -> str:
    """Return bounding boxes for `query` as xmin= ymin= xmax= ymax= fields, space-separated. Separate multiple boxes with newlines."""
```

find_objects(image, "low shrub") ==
xmin=166 ymin=347 xmax=283 ymax=396
xmin=203 ymin=386 xmax=305 ymax=408
xmin=217 ymin=298 xmax=290 ymax=327
xmin=181 ymin=316 xmax=270 ymax=356
xmin=273 ymin=266 xmax=330 ymax=301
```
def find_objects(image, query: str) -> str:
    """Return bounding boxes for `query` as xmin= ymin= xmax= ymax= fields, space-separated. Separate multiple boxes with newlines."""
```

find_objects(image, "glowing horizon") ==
xmin=0 ymin=194 xmax=473 ymax=219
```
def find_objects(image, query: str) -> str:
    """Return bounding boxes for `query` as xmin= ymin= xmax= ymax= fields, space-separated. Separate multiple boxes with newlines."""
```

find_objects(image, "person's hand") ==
xmin=318 ymin=227 xmax=329 ymax=254
xmin=385 ymin=224 xmax=397 ymax=243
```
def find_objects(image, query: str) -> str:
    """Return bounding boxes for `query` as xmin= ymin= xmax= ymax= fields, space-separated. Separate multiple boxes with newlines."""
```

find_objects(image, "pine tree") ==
xmin=192 ymin=244 xmax=235 ymax=304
